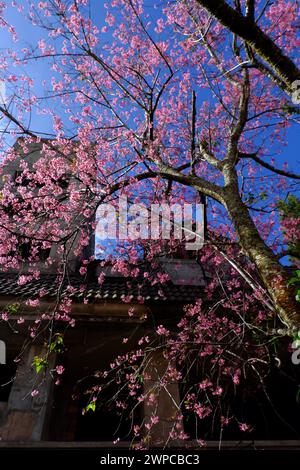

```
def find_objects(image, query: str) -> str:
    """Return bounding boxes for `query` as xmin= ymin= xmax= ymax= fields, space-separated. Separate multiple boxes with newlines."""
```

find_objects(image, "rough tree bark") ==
xmin=224 ymin=179 xmax=300 ymax=330
xmin=157 ymin=163 xmax=300 ymax=331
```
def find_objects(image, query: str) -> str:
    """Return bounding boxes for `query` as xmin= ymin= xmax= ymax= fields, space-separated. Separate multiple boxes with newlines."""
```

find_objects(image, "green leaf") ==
xmin=260 ymin=192 xmax=268 ymax=200
xmin=137 ymin=374 xmax=144 ymax=384
xmin=50 ymin=333 xmax=64 ymax=353
xmin=288 ymin=270 xmax=300 ymax=303
xmin=5 ymin=303 xmax=20 ymax=315
xmin=85 ymin=401 xmax=96 ymax=413
xmin=282 ymin=105 xmax=300 ymax=115
xmin=293 ymin=331 xmax=300 ymax=342
xmin=32 ymin=356 xmax=48 ymax=374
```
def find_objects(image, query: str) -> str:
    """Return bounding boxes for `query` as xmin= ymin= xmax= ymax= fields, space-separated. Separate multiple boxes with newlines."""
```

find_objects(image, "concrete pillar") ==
xmin=143 ymin=350 xmax=183 ymax=446
xmin=0 ymin=344 xmax=55 ymax=441
xmin=0 ymin=340 xmax=5 ymax=365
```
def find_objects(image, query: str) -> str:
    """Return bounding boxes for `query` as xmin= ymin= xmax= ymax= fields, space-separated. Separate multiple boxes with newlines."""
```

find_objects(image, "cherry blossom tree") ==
xmin=0 ymin=0 xmax=299 ymax=445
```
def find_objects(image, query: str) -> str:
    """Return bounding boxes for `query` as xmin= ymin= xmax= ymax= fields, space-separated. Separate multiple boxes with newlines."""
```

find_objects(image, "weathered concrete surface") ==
xmin=143 ymin=350 xmax=183 ymax=445
xmin=0 ymin=344 xmax=55 ymax=441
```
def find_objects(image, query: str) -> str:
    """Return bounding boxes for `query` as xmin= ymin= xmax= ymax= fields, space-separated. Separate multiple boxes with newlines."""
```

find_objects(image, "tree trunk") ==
xmin=224 ymin=185 xmax=300 ymax=330
xmin=157 ymin=164 xmax=300 ymax=330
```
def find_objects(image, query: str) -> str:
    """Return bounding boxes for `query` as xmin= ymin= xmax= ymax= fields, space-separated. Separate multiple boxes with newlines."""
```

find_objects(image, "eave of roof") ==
xmin=0 ymin=273 xmax=203 ymax=304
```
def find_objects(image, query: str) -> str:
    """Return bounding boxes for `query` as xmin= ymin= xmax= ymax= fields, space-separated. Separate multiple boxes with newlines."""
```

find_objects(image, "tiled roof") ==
xmin=0 ymin=273 xmax=203 ymax=303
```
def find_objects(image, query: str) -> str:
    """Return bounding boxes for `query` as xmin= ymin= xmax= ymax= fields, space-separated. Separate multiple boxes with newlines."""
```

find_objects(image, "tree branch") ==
xmin=157 ymin=163 xmax=226 ymax=203
xmin=239 ymin=152 xmax=300 ymax=180
xmin=194 ymin=0 xmax=300 ymax=94
xmin=199 ymin=140 xmax=224 ymax=170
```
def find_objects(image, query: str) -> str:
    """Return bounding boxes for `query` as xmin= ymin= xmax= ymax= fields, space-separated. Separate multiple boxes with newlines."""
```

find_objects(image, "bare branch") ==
xmin=194 ymin=0 xmax=300 ymax=94
xmin=239 ymin=152 xmax=300 ymax=180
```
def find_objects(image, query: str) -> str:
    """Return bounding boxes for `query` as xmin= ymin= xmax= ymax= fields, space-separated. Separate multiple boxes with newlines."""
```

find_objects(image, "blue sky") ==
xmin=1 ymin=1 xmax=298 ymax=172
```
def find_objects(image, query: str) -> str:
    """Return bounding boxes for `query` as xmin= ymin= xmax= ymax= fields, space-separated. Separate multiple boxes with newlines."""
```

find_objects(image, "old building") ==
xmin=0 ymin=139 xmax=300 ymax=450
xmin=0 ymin=139 xmax=206 ymax=446
xmin=0 ymin=265 xmax=204 ymax=445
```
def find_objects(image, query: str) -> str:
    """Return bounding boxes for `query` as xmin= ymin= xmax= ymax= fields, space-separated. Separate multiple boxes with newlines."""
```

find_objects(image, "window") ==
xmin=17 ymin=239 xmax=51 ymax=262
xmin=47 ymin=325 xmax=142 ymax=443
xmin=14 ymin=171 xmax=70 ymax=190
xmin=55 ymin=175 xmax=70 ymax=190
xmin=0 ymin=353 xmax=17 ymax=403
xmin=159 ymin=259 xmax=205 ymax=286
xmin=179 ymin=356 xmax=300 ymax=441
xmin=14 ymin=170 xmax=31 ymax=187
xmin=73 ymin=378 xmax=139 ymax=442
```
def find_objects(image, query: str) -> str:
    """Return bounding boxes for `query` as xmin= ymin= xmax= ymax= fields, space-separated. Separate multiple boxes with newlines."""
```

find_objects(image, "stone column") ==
xmin=143 ymin=350 xmax=183 ymax=446
xmin=0 ymin=344 xmax=55 ymax=441
xmin=0 ymin=340 xmax=5 ymax=365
